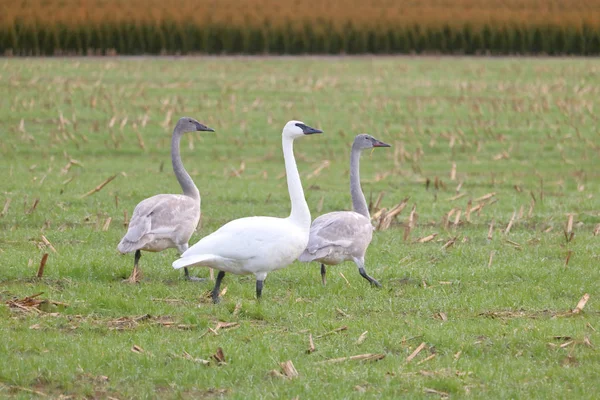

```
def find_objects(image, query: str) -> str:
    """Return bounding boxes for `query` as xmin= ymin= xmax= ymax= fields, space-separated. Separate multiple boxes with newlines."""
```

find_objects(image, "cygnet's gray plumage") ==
xmin=298 ymin=134 xmax=390 ymax=287
xmin=117 ymin=117 xmax=214 ymax=282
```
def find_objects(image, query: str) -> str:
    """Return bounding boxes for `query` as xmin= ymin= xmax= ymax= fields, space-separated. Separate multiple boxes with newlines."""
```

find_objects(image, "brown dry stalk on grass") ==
xmin=424 ymin=388 xmax=449 ymax=398
xmin=441 ymin=237 xmax=456 ymax=250
xmin=442 ymin=208 xmax=456 ymax=230
xmin=102 ymin=217 xmax=112 ymax=231
xmin=373 ymin=197 xmax=409 ymax=231
xmin=41 ymin=235 xmax=57 ymax=253
xmin=416 ymin=233 xmax=437 ymax=243
xmin=403 ymin=204 xmax=417 ymax=241
xmin=487 ymin=219 xmax=495 ymax=240
xmin=406 ymin=342 xmax=427 ymax=362
xmin=474 ymin=192 xmax=496 ymax=202
xmin=504 ymin=211 xmax=517 ymax=235
xmin=37 ymin=253 xmax=49 ymax=278
xmin=317 ymin=353 xmax=385 ymax=364
xmin=565 ymin=250 xmax=573 ymax=267
xmin=136 ymin=129 xmax=146 ymax=150
xmin=306 ymin=160 xmax=330 ymax=179
xmin=25 ymin=198 xmax=39 ymax=214
xmin=573 ymin=293 xmax=590 ymax=314
xmin=487 ymin=250 xmax=495 ymax=268
xmin=80 ymin=174 xmax=117 ymax=198
xmin=280 ymin=360 xmax=299 ymax=378
xmin=416 ymin=354 xmax=437 ymax=365
xmin=1 ymin=198 xmax=11 ymax=217
xmin=453 ymin=209 xmax=461 ymax=229
xmin=6 ymin=292 xmax=68 ymax=313
xmin=212 ymin=347 xmax=226 ymax=364
xmin=448 ymin=193 xmax=466 ymax=201
xmin=564 ymin=214 xmax=575 ymax=243
xmin=229 ymin=162 xmax=246 ymax=178
xmin=356 ymin=331 xmax=368 ymax=345
xmin=316 ymin=326 xmax=347 ymax=339
xmin=307 ymin=334 xmax=315 ymax=353
xmin=464 ymin=199 xmax=472 ymax=222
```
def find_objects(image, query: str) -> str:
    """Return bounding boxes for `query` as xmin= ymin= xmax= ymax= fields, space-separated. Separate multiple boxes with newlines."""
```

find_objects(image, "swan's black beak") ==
xmin=296 ymin=123 xmax=323 ymax=135
xmin=372 ymin=139 xmax=390 ymax=148
xmin=196 ymin=122 xmax=215 ymax=132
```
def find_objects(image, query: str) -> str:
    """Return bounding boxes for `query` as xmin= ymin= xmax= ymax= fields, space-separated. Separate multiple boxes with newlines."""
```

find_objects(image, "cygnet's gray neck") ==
xmin=171 ymin=129 xmax=200 ymax=200
xmin=350 ymin=145 xmax=369 ymax=218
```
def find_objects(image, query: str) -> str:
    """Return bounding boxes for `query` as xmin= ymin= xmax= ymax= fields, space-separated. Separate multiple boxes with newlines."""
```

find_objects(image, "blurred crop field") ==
xmin=3 ymin=0 xmax=600 ymax=55
xmin=0 ymin=56 xmax=599 ymax=399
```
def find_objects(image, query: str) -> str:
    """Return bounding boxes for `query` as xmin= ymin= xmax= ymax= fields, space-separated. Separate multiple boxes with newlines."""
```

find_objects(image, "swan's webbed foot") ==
xmin=359 ymin=267 xmax=381 ymax=288
xmin=211 ymin=271 xmax=226 ymax=304
xmin=320 ymin=264 xmax=327 ymax=286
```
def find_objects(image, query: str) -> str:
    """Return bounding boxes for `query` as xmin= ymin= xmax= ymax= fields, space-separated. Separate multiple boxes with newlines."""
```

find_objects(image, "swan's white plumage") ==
xmin=173 ymin=216 xmax=308 ymax=276
xmin=172 ymin=120 xmax=322 ymax=300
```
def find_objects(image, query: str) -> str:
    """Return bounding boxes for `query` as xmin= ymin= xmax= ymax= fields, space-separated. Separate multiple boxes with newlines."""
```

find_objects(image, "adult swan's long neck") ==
xmin=350 ymin=146 xmax=369 ymax=218
xmin=283 ymin=135 xmax=311 ymax=230
xmin=171 ymin=128 xmax=200 ymax=200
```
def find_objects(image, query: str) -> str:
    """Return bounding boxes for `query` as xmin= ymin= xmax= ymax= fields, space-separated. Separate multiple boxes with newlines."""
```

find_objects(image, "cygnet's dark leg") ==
xmin=256 ymin=279 xmax=264 ymax=300
xmin=212 ymin=271 xmax=226 ymax=304
xmin=124 ymin=250 xmax=142 ymax=283
xmin=353 ymin=257 xmax=381 ymax=288
xmin=320 ymin=264 xmax=327 ymax=286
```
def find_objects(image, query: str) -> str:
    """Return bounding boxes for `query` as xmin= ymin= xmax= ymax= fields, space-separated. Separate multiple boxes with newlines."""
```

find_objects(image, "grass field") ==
xmin=0 ymin=56 xmax=599 ymax=399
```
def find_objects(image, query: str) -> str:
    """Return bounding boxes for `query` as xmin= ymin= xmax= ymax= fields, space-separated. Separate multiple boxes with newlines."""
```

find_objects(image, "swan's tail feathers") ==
xmin=172 ymin=254 xmax=219 ymax=270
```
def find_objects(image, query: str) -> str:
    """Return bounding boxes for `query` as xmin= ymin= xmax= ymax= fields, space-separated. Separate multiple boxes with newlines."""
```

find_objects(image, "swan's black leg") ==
xmin=124 ymin=250 xmax=142 ymax=283
xmin=359 ymin=267 xmax=381 ymax=287
xmin=212 ymin=271 xmax=226 ymax=304
xmin=256 ymin=279 xmax=264 ymax=300
xmin=134 ymin=250 xmax=141 ymax=268
xmin=353 ymin=257 xmax=381 ymax=288
xmin=320 ymin=264 xmax=327 ymax=286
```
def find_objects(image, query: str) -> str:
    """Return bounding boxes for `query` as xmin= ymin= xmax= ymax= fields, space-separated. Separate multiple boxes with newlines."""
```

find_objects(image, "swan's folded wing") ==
xmin=182 ymin=216 xmax=295 ymax=261
xmin=122 ymin=194 xmax=194 ymax=243
xmin=305 ymin=212 xmax=373 ymax=253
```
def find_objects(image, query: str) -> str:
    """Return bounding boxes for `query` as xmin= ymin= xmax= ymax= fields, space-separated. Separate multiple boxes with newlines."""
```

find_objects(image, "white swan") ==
xmin=118 ymin=117 xmax=214 ymax=282
xmin=298 ymin=134 xmax=390 ymax=287
xmin=172 ymin=120 xmax=322 ymax=302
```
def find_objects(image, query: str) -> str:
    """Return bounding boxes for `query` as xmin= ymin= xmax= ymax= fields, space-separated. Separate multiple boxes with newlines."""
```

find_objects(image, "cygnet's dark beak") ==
xmin=296 ymin=123 xmax=323 ymax=135
xmin=196 ymin=122 xmax=215 ymax=132
xmin=372 ymin=139 xmax=391 ymax=147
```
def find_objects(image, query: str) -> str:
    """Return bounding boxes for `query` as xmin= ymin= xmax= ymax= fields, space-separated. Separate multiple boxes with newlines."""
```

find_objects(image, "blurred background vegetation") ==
xmin=2 ymin=0 xmax=600 ymax=55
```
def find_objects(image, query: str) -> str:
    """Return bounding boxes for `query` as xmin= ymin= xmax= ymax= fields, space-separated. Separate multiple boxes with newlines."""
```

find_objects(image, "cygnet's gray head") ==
xmin=352 ymin=134 xmax=390 ymax=150
xmin=175 ymin=117 xmax=215 ymax=134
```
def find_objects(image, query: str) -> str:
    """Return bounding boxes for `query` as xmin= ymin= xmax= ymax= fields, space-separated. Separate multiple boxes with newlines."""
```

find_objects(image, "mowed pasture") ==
xmin=0 ymin=57 xmax=599 ymax=399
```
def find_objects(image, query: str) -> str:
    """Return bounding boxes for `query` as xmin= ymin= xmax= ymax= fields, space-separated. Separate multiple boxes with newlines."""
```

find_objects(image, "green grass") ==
xmin=1 ymin=56 xmax=599 ymax=399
